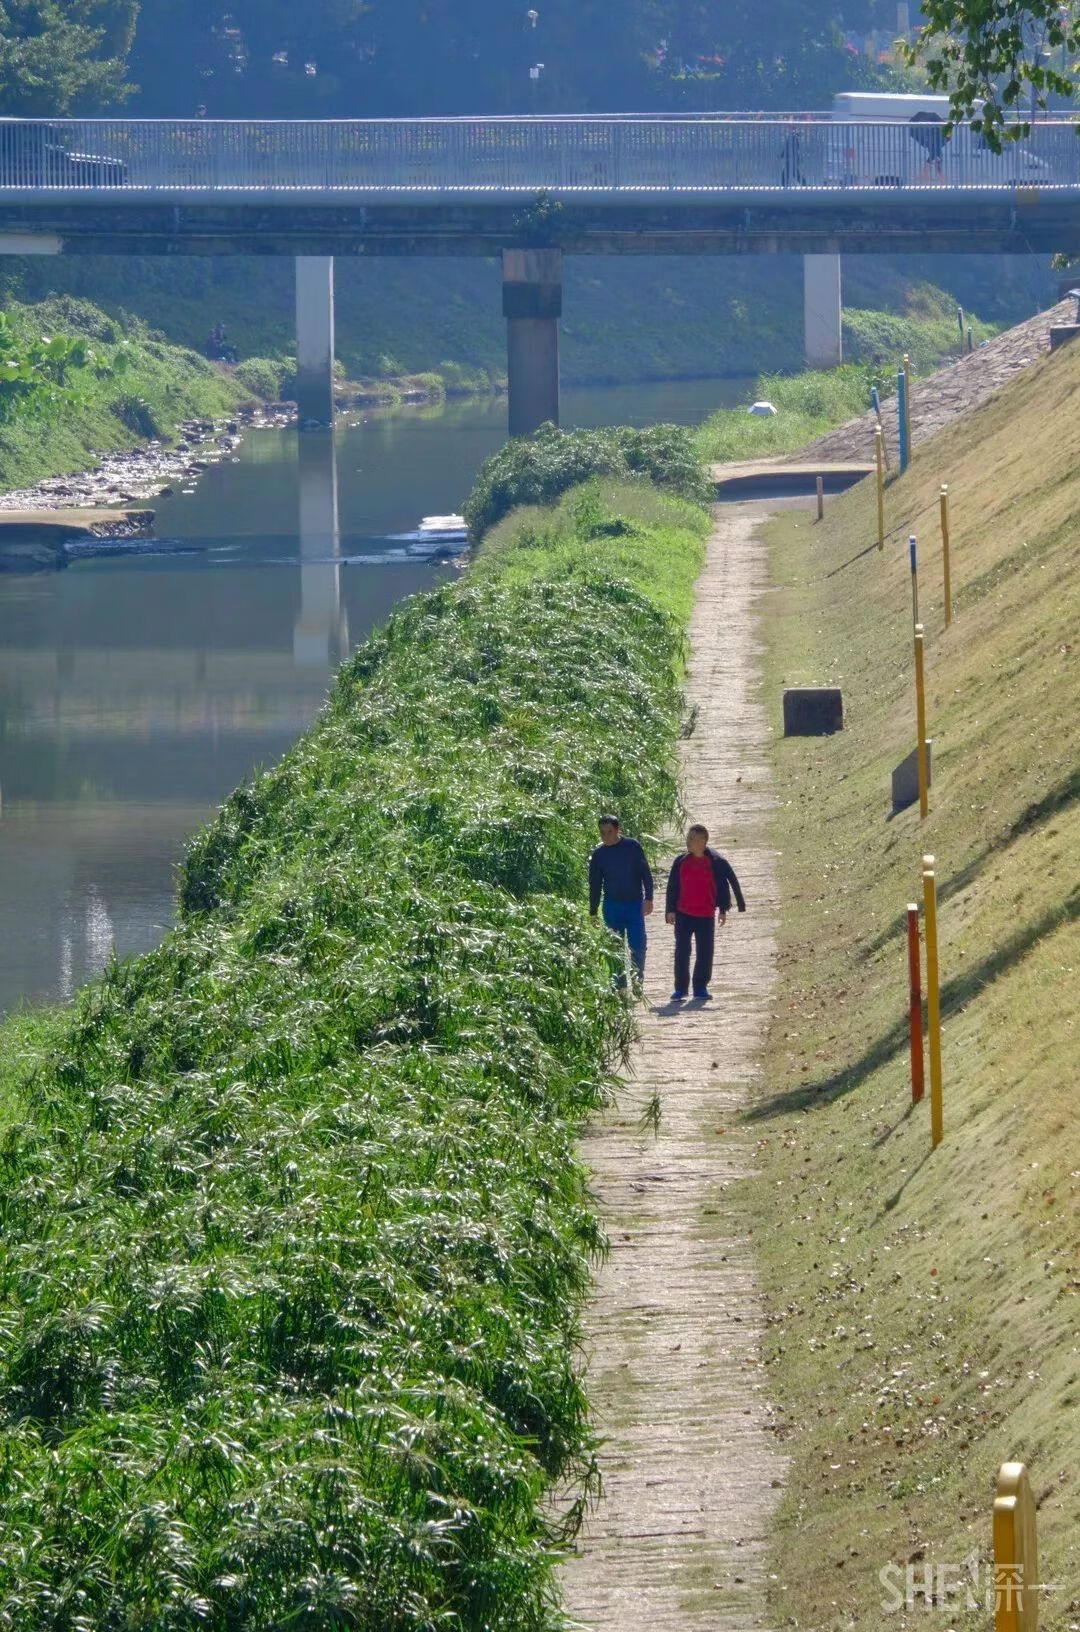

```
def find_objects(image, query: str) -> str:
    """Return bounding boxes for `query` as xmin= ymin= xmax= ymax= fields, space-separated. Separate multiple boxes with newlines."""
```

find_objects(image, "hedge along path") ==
xmin=562 ymin=506 xmax=785 ymax=1630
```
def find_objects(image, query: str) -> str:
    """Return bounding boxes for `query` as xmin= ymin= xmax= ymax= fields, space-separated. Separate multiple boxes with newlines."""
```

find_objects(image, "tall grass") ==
xmin=463 ymin=422 xmax=710 ymax=538
xmin=696 ymin=363 xmax=884 ymax=464
xmin=0 ymin=483 xmax=706 ymax=1627
xmin=696 ymin=296 xmax=995 ymax=467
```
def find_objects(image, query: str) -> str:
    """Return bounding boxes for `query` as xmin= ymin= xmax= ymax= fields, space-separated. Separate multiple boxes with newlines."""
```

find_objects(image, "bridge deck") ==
xmin=2 ymin=117 xmax=1077 ymax=255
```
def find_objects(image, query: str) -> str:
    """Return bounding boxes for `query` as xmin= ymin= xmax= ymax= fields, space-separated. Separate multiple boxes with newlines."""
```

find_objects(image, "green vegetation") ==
xmin=0 ymin=469 xmax=707 ymax=1627
xmin=697 ymin=289 xmax=998 ymax=466
xmin=909 ymin=0 xmax=1078 ymax=145
xmin=697 ymin=363 xmax=884 ymax=463
xmin=843 ymin=289 xmax=995 ymax=372
xmin=0 ymin=296 xmax=247 ymax=491
xmin=476 ymin=479 xmax=709 ymax=630
xmin=0 ymin=0 xmax=137 ymax=115
xmin=6 ymin=253 xmax=1040 ymax=399
xmin=463 ymin=422 xmax=710 ymax=539
xmin=747 ymin=329 xmax=1080 ymax=1625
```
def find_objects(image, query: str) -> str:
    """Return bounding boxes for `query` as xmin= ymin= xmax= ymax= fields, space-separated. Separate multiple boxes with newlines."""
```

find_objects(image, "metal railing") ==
xmin=1 ymin=117 xmax=1078 ymax=195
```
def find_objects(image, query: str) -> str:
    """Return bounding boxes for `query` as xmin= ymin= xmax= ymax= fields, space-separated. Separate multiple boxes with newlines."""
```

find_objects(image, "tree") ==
xmin=657 ymin=0 xmax=885 ymax=108
xmin=0 ymin=0 xmax=138 ymax=114
xmin=906 ymin=1 xmax=1080 ymax=146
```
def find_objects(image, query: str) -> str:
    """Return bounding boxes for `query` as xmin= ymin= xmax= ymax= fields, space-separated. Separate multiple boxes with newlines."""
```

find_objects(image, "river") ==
xmin=0 ymin=377 xmax=745 ymax=1017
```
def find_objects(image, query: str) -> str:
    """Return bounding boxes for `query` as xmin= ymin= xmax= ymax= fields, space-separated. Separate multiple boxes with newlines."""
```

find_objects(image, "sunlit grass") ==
xmin=0 ymin=480 xmax=706 ymax=1627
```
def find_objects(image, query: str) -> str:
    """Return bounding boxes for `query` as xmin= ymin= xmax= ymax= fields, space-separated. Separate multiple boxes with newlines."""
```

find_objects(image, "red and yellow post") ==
xmin=922 ymin=855 xmax=943 ymax=1148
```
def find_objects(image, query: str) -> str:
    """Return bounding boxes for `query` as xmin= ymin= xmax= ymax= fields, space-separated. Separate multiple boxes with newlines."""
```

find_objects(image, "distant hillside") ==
xmin=0 ymin=253 xmax=1054 ymax=389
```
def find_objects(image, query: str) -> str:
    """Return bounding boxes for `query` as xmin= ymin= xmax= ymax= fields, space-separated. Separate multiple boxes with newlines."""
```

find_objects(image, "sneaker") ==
xmin=693 ymin=988 xmax=713 ymax=1001
xmin=670 ymin=989 xmax=688 ymax=1001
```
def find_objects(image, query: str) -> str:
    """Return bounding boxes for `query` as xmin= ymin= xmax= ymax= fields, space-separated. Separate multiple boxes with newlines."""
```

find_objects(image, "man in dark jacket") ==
xmin=589 ymin=814 xmax=654 ymax=985
xmin=664 ymin=823 xmax=745 ymax=1001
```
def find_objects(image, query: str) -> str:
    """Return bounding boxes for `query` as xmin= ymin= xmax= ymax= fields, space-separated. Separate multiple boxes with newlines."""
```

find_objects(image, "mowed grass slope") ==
xmin=749 ymin=341 xmax=1079 ymax=1626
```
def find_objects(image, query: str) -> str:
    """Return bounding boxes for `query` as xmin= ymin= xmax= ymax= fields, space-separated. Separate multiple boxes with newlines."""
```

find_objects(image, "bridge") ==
xmin=3 ymin=116 xmax=1078 ymax=429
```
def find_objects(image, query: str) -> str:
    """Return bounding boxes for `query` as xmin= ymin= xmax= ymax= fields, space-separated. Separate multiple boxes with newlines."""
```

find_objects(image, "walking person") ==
xmin=589 ymin=814 xmax=654 ymax=986
xmin=664 ymin=824 xmax=746 ymax=1001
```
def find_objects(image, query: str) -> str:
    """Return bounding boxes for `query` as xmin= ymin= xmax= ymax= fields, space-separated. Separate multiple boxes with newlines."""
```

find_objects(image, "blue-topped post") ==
xmin=897 ymin=365 xmax=909 ymax=474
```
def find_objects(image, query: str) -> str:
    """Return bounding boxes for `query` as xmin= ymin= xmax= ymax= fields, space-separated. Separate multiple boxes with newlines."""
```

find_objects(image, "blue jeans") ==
xmin=602 ymin=899 xmax=647 ymax=983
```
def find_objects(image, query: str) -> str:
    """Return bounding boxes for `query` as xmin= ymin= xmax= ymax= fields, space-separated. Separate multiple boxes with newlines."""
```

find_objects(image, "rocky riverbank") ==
xmin=0 ymin=403 xmax=291 ymax=516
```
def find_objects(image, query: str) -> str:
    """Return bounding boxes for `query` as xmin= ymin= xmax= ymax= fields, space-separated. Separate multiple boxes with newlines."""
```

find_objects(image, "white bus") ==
xmin=828 ymin=90 xmax=1053 ymax=186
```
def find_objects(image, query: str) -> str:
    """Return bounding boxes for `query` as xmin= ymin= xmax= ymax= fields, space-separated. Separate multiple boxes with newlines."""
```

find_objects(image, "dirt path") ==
xmin=561 ymin=507 xmax=785 ymax=1630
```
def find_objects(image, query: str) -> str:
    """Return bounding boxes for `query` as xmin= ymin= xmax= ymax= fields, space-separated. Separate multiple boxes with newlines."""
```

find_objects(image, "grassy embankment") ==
xmin=0 ymin=454 xmax=708 ymax=1626
xmin=697 ymin=365 xmax=885 ymax=464
xmin=5 ymin=250 xmax=1028 ymax=388
xmin=0 ymin=296 xmax=249 ymax=493
xmin=745 ymin=333 xmax=1079 ymax=1626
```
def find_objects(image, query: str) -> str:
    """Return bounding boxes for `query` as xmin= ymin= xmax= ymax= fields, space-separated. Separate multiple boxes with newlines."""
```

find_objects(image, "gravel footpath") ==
xmin=561 ymin=507 xmax=785 ymax=1631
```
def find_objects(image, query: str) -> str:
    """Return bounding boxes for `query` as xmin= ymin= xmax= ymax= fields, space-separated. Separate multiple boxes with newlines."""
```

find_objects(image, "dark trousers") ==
xmin=674 ymin=911 xmax=715 ymax=994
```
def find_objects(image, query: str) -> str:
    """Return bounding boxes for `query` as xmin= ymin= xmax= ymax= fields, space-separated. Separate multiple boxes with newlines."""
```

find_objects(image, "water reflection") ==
xmin=295 ymin=431 xmax=348 ymax=669
xmin=0 ymin=377 xmax=748 ymax=1017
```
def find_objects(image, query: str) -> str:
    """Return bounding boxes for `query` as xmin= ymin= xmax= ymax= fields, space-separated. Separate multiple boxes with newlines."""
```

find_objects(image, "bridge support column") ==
xmin=503 ymin=248 xmax=561 ymax=437
xmin=804 ymin=253 xmax=843 ymax=370
xmin=295 ymin=256 xmax=336 ymax=426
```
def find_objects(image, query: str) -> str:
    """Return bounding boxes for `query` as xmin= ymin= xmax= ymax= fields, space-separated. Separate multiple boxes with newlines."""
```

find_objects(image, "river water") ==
xmin=0 ymin=377 xmax=745 ymax=1017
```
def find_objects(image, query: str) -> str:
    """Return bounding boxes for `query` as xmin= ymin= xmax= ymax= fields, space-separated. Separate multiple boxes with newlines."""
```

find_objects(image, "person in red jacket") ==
xmin=664 ymin=824 xmax=745 ymax=1001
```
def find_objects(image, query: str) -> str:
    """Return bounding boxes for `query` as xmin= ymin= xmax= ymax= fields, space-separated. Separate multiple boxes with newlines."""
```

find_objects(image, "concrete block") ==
xmin=891 ymin=740 xmax=934 ymax=810
xmin=1049 ymin=324 xmax=1080 ymax=352
xmin=783 ymin=687 xmax=843 ymax=736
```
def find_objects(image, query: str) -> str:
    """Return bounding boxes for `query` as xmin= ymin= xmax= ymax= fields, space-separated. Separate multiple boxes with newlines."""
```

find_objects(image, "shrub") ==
xmin=234 ymin=356 xmax=288 ymax=399
xmin=0 ymin=502 xmax=702 ymax=1627
xmin=110 ymin=392 xmax=163 ymax=438
xmin=463 ymin=422 xmax=711 ymax=538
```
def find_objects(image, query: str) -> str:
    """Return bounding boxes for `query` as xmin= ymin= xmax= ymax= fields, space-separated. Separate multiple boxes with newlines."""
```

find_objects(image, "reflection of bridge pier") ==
xmin=294 ymin=429 xmax=349 ymax=671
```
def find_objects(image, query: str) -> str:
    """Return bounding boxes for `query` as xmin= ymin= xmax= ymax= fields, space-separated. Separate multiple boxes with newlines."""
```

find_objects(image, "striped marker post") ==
xmin=907 ymin=903 xmax=925 ymax=1104
xmin=897 ymin=366 xmax=910 ymax=474
xmin=875 ymin=428 xmax=885 ymax=549
xmin=902 ymin=354 xmax=913 ymax=467
xmin=914 ymin=621 xmax=929 ymax=820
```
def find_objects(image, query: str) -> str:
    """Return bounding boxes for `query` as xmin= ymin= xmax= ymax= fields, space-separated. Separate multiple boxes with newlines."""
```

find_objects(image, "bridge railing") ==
xmin=0 ymin=117 xmax=1078 ymax=193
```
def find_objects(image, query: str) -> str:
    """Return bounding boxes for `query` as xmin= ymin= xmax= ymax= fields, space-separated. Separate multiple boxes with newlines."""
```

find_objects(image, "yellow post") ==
xmin=914 ymin=622 xmax=929 ymax=819
xmin=922 ymin=853 xmax=943 ymax=1148
xmin=993 ymin=1462 xmax=1039 ymax=1632
xmin=902 ymin=353 xmax=913 ymax=467
xmin=940 ymin=483 xmax=952 ymax=627
xmin=875 ymin=428 xmax=885 ymax=550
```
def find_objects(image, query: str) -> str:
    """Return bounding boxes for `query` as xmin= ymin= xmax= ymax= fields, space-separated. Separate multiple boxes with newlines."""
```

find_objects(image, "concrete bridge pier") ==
xmin=295 ymin=256 xmax=336 ymax=425
xmin=804 ymin=252 xmax=843 ymax=369
xmin=503 ymin=248 xmax=561 ymax=437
